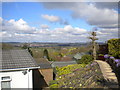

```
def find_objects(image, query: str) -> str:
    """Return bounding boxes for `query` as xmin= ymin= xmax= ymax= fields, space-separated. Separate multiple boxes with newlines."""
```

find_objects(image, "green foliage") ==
xmin=43 ymin=49 xmax=50 ymax=60
xmin=107 ymin=38 xmax=120 ymax=58
xmin=50 ymin=84 xmax=58 ymax=88
xmin=29 ymin=46 xmax=93 ymax=61
xmin=2 ymin=43 xmax=13 ymax=50
xmin=98 ymin=54 xmax=104 ymax=56
xmin=56 ymin=64 xmax=86 ymax=76
xmin=28 ymin=48 xmax=33 ymax=56
xmin=22 ymin=43 xmax=28 ymax=49
xmin=49 ymin=62 xmax=104 ymax=88
xmin=49 ymin=80 xmax=58 ymax=86
xmin=77 ymin=55 xmax=93 ymax=64
xmin=49 ymin=80 xmax=59 ymax=88
xmin=30 ymin=48 xmax=44 ymax=58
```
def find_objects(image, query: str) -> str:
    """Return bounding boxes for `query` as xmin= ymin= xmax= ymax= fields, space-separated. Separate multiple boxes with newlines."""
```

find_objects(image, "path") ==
xmin=95 ymin=60 xmax=119 ymax=88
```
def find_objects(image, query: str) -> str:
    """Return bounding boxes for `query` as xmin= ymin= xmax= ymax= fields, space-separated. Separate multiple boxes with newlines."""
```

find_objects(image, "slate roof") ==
xmin=51 ymin=61 xmax=77 ymax=67
xmin=73 ymin=53 xmax=86 ymax=60
xmin=73 ymin=52 xmax=91 ymax=60
xmin=35 ymin=58 xmax=52 ymax=69
xmin=0 ymin=50 xmax=39 ymax=71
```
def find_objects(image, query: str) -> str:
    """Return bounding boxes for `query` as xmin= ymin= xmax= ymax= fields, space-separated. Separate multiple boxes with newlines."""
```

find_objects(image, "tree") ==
xmin=43 ymin=49 xmax=50 ymax=60
xmin=89 ymin=31 xmax=98 ymax=60
xmin=107 ymin=38 xmax=120 ymax=58
xmin=77 ymin=55 xmax=93 ymax=64
xmin=28 ymin=47 xmax=33 ymax=57
xmin=22 ymin=43 xmax=28 ymax=49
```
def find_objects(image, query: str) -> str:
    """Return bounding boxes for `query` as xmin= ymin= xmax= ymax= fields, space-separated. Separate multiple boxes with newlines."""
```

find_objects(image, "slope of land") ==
xmin=49 ymin=61 xmax=116 ymax=88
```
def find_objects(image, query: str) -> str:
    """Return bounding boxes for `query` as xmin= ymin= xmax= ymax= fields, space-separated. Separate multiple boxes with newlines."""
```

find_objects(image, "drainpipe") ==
xmin=27 ymin=69 xmax=29 ymax=89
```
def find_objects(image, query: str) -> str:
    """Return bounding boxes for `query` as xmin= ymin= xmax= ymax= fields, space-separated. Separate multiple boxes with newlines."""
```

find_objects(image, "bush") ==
xmin=49 ymin=80 xmax=58 ymax=86
xmin=77 ymin=55 xmax=93 ymax=64
xmin=56 ymin=64 xmax=86 ymax=76
xmin=98 ymin=54 xmax=104 ymax=56
xmin=50 ymin=84 xmax=58 ymax=88
xmin=107 ymin=38 xmax=120 ymax=58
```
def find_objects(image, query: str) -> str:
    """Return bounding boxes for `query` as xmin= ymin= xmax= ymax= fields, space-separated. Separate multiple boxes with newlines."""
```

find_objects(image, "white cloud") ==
xmin=7 ymin=18 xmax=34 ymax=31
xmin=2 ymin=18 xmax=36 ymax=34
xmin=1 ymin=17 xmax=119 ymax=43
xmin=0 ymin=17 xmax=3 ymax=25
xmin=41 ymin=14 xmax=60 ymax=22
xmin=71 ymin=3 xmax=118 ymax=28
xmin=54 ymin=25 xmax=87 ymax=35
xmin=41 ymin=14 xmax=69 ymax=25
xmin=40 ymin=24 xmax=49 ymax=29
xmin=0 ymin=31 xmax=12 ymax=37
xmin=43 ymin=2 xmax=118 ymax=28
xmin=96 ymin=28 xmax=118 ymax=42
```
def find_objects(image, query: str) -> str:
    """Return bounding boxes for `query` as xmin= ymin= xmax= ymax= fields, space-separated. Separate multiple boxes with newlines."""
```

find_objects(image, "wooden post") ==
xmin=89 ymin=31 xmax=98 ymax=60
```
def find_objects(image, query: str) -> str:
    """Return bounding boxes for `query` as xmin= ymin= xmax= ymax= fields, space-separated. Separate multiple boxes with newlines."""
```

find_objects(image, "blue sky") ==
xmin=1 ymin=2 xmax=119 ymax=43
xmin=2 ymin=2 xmax=92 ymax=30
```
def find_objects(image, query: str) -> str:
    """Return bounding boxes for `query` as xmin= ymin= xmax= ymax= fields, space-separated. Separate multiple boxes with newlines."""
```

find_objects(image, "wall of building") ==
xmin=33 ymin=69 xmax=48 ymax=89
xmin=0 ymin=69 xmax=32 ymax=89
xmin=39 ymin=68 xmax=53 ymax=85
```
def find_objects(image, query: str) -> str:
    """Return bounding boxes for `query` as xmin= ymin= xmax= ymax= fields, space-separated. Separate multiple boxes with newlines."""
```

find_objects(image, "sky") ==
xmin=0 ymin=0 xmax=119 ymax=43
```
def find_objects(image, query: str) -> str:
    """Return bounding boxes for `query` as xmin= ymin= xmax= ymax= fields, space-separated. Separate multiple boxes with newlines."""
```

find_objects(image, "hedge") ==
xmin=107 ymin=38 xmax=120 ymax=58
xmin=77 ymin=55 xmax=93 ymax=64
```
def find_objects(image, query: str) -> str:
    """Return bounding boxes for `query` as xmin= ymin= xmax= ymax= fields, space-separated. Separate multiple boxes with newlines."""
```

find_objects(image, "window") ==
xmin=1 ymin=76 xmax=11 ymax=89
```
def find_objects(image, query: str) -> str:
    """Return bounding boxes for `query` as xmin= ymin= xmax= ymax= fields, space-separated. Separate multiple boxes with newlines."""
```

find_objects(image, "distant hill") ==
xmin=1 ymin=42 xmax=106 ymax=48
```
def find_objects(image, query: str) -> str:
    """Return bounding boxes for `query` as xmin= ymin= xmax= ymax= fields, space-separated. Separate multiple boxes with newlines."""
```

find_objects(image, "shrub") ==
xmin=107 ymin=38 xmax=120 ymax=58
xmin=50 ymin=84 xmax=58 ymax=88
xmin=109 ymin=56 xmax=115 ymax=60
xmin=56 ymin=64 xmax=86 ymax=76
xmin=77 ymin=55 xmax=93 ymax=64
xmin=104 ymin=54 xmax=110 ymax=59
xmin=98 ymin=54 xmax=104 ymax=56
xmin=49 ymin=80 xmax=58 ymax=86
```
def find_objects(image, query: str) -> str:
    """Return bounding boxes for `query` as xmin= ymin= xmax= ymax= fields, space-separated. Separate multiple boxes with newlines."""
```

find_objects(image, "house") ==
xmin=61 ymin=56 xmax=73 ymax=61
xmin=73 ymin=52 xmax=86 ymax=60
xmin=35 ymin=58 xmax=53 ymax=86
xmin=0 ymin=50 xmax=40 ymax=89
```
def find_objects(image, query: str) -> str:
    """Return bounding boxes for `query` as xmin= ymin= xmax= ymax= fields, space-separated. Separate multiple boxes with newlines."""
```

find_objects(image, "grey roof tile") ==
xmin=35 ymin=58 xmax=52 ymax=69
xmin=0 ymin=50 xmax=39 ymax=71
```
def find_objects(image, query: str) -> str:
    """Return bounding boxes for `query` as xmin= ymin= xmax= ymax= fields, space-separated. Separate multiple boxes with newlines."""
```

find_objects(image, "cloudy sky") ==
xmin=1 ymin=0 xmax=119 ymax=43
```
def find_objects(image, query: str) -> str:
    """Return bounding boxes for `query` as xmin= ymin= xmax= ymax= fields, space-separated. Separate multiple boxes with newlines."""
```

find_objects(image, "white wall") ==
xmin=0 ymin=69 xmax=33 ymax=89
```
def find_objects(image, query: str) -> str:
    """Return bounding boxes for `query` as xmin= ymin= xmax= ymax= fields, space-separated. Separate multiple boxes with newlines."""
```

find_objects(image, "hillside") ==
xmin=49 ymin=61 xmax=108 ymax=88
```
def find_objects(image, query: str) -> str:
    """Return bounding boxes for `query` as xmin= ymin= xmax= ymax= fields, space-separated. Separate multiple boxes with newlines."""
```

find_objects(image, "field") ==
xmin=30 ymin=46 xmax=92 ymax=61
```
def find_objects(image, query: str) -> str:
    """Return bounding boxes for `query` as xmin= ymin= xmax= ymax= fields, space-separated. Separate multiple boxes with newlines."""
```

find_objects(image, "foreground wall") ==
xmin=0 ymin=70 xmax=32 ymax=89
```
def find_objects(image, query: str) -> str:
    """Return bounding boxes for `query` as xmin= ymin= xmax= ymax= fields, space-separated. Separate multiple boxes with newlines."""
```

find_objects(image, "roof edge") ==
xmin=0 ymin=66 xmax=40 ymax=72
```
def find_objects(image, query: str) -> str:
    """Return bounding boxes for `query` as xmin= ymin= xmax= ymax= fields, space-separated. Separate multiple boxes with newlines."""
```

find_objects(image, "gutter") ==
xmin=0 ymin=66 xmax=40 ymax=72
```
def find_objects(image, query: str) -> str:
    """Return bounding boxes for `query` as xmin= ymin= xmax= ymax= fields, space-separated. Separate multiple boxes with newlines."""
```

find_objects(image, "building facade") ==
xmin=0 ymin=50 xmax=40 ymax=89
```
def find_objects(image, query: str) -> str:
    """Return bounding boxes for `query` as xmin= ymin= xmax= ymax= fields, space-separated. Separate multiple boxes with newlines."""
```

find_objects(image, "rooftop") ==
xmin=35 ymin=58 xmax=52 ymax=69
xmin=0 ymin=50 xmax=39 ymax=71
